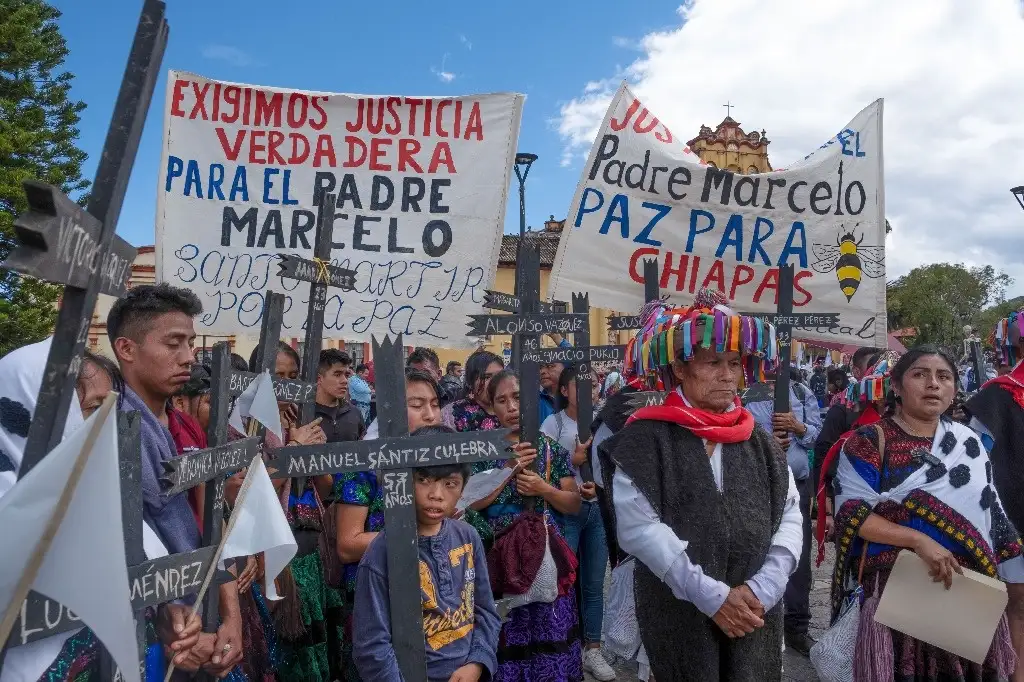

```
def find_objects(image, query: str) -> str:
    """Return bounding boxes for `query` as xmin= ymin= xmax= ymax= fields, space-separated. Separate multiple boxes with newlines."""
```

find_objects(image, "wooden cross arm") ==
xmin=607 ymin=314 xmax=642 ymax=331
xmin=466 ymin=313 xmax=588 ymax=337
xmin=482 ymin=290 xmax=567 ymax=315
xmin=228 ymin=370 xmax=316 ymax=403
xmin=277 ymin=253 xmax=357 ymax=290
xmin=160 ymin=437 xmax=261 ymax=495
xmin=737 ymin=312 xmax=841 ymax=327
xmin=5 ymin=180 xmax=136 ymax=297
xmin=521 ymin=344 xmax=626 ymax=365
xmin=626 ymin=391 xmax=668 ymax=410
xmin=17 ymin=546 xmax=235 ymax=646
xmin=268 ymin=429 xmax=515 ymax=479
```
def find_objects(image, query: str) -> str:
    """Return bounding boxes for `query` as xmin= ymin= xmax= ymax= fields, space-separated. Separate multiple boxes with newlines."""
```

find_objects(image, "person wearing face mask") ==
xmin=334 ymin=368 xmax=443 ymax=681
xmin=833 ymin=346 xmax=1024 ymax=679
xmin=0 ymin=338 xmax=203 ymax=682
xmin=441 ymin=350 xmax=504 ymax=433
xmin=597 ymin=288 xmax=802 ymax=682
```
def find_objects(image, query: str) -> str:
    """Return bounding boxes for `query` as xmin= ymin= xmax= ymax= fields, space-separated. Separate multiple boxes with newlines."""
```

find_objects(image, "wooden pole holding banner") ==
xmin=268 ymin=337 xmax=512 ymax=682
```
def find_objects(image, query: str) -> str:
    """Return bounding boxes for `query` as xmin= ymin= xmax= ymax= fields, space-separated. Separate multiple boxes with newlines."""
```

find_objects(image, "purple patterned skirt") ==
xmin=496 ymin=592 xmax=583 ymax=682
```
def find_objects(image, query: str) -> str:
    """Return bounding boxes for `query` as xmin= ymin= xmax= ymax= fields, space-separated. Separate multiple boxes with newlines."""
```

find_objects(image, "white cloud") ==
xmin=201 ymin=44 xmax=258 ymax=67
xmin=460 ymin=34 xmax=473 ymax=50
xmin=432 ymin=52 xmax=456 ymax=83
xmin=556 ymin=0 xmax=1024 ymax=295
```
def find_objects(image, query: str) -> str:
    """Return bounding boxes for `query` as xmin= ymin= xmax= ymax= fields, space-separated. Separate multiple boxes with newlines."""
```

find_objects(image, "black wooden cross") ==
xmin=468 ymin=244 xmax=588 ymax=468
xmin=740 ymin=264 xmax=839 ymax=412
xmin=1 ymin=0 xmax=168 ymax=672
xmin=269 ymin=335 xmax=512 ymax=682
xmin=276 ymin=191 xmax=357 ymax=424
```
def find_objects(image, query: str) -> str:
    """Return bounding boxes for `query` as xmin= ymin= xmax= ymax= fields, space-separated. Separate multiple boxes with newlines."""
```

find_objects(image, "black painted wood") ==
xmin=517 ymin=246 xmax=542 ymax=472
xmin=518 ymin=344 xmax=625 ymax=365
xmin=160 ymin=437 xmax=261 ymax=495
xmin=773 ymin=265 xmax=795 ymax=413
xmin=466 ymin=312 xmax=587 ymax=337
xmin=228 ymin=371 xmax=315 ymax=403
xmin=483 ymin=290 xmax=566 ymax=315
xmin=740 ymin=312 xmax=841 ymax=328
xmin=573 ymin=293 xmax=595 ymax=483
xmin=16 ymin=0 xmax=167 ymax=480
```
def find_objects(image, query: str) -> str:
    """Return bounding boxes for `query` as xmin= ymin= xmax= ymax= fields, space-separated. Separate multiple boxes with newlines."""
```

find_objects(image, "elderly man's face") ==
xmin=540 ymin=362 xmax=563 ymax=392
xmin=674 ymin=347 xmax=742 ymax=413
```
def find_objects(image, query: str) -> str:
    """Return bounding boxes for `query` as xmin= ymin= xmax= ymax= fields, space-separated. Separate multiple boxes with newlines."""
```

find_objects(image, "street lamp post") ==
xmin=515 ymin=153 xmax=537 ymax=237
xmin=510 ymin=153 xmax=537 ymax=370
xmin=1011 ymin=186 xmax=1024 ymax=211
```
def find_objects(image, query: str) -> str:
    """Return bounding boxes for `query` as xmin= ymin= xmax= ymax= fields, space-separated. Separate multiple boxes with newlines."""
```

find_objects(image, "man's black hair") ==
xmin=407 ymin=347 xmax=440 ymax=369
xmin=406 ymin=367 xmax=440 ymax=400
xmin=318 ymin=348 xmax=352 ymax=374
xmin=851 ymin=346 xmax=883 ymax=371
xmin=250 ymin=341 xmax=301 ymax=373
xmin=355 ymin=363 xmax=369 ymax=374
xmin=230 ymin=353 xmax=249 ymax=372
xmin=106 ymin=283 xmax=202 ymax=346
xmin=446 ymin=360 xmax=461 ymax=374
xmin=411 ymin=425 xmax=470 ymax=484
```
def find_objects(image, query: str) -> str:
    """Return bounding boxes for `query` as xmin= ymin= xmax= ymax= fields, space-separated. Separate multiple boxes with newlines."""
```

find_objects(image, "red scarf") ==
xmin=627 ymin=389 xmax=755 ymax=443
xmin=984 ymin=362 xmax=1024 ymax=411
xmin=814 ymin=403 xmax=881 ymax=566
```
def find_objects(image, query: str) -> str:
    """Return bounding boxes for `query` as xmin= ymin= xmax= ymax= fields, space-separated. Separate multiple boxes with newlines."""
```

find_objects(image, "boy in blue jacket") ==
xmin=353 ymin=427 xmax=501 ymax=682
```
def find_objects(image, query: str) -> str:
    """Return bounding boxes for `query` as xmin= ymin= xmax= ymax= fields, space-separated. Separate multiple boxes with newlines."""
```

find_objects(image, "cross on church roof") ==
xmin=723 ymin=101 xmax=734 ymax=117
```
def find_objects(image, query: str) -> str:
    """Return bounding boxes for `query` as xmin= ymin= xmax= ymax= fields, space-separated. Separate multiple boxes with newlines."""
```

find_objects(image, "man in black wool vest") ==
xmin=965 ymin=310 xmax=1024 ymax=674
xmin=598 ymin=289 xmax=803 ymax=682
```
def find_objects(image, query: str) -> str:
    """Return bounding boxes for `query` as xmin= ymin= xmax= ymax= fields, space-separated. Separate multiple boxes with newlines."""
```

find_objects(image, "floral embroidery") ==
xmin=980 ymin=485 xmax=995 ymax=511
xmin=925 ymin=463 xmax=947 ymax=483
xmin=939 ymin=430 xmax=957 ymax=455
xmin=447 ymin=399 xmax=500 ymax=433
xmin=903 ymin=489 xmax=997 ymax=577
xmin=948 ymin=463 xmax=971 ymax=488
xmin=965 ymin=437 xmax=981 ymax=459
xmin=831 ymin=499 xmax=872 ymax=618
xmin=0 ymin=397 xmax=31 ymax=438
xmin=990 ymin=498 xmax=1023 ymax=561
xmin=0 ymin=449 xmax=13 ymax=473
xmin=333 ymin=471 xmax=384 ymax=590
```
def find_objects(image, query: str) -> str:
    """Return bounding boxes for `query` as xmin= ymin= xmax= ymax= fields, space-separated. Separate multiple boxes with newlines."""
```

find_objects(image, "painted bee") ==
xmin=811 ymin=229 xmax=885 ymax=301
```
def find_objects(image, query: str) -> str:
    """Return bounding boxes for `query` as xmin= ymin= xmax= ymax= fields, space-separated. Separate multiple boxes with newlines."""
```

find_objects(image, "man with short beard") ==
xmin=107 ymin=283 xmax=244 ymax=677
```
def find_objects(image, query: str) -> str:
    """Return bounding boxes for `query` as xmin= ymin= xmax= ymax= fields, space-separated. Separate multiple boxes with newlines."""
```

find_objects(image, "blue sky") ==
xmin=52 ymin=0 xmax=682 ymax=247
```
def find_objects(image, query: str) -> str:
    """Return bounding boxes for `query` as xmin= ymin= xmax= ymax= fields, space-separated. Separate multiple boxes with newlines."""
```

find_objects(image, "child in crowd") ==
xmin=352 ymin=426 xmax=500 ymax=682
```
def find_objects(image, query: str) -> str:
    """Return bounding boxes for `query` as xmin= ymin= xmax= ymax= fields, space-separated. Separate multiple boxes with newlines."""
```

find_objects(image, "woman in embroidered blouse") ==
xmin=470 ymin=370 xmax=583 ymax=682
xmin=441 ymin=350 xmax=504 ymax=433
xmin=834 ymin=345 xmax=1024 ymax=681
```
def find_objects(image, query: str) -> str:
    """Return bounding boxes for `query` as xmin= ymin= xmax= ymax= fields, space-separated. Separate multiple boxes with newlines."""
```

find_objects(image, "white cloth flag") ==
xmin=228 ymin=371 xmax=283 ymax=442
xmin=0 ymin=402 xmax=139 ymax=682
xmin=457 ymin=468 xmax=514 ymax=512
xmin=219 ymin=457 xmax=296 ymax=600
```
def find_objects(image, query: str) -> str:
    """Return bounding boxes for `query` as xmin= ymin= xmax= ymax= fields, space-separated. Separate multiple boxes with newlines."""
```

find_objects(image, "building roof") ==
xmin=686 ymin=116 xmax=770 ymax=151
xmin=498 ymin=231 xmax=561 ymax=267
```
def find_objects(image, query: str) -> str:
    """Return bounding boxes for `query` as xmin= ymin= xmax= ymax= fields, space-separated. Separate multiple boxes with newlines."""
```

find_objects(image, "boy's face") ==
xmin=319 ymin=362 xmax=351 ymax=400
xmin=114 ymin=311 xmax=196 ymax=400
xmin=414 ymin=471 xmax=464 ymax=527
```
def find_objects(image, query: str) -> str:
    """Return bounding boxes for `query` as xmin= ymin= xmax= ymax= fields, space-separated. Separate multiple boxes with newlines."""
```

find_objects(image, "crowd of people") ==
xmin=6 ymin=280 xmax=1024 ymax=682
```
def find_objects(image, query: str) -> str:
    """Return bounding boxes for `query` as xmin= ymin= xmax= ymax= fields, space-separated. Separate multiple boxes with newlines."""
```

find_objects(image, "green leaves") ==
xmin=886 ymin=263 xmax=1014 ymax=351
xmin=0 ymin=0 xmax=89 ymax=355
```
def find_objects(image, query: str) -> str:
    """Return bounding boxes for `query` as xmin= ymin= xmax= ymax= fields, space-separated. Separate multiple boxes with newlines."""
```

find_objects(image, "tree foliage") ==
xmin=0 ymin=0 xmax=89 ymax=356
xmin=887 ymin=263 xmax=1013 ymax=351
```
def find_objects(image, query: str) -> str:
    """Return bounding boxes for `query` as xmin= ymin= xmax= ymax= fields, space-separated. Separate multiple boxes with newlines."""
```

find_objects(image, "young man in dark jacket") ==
xmin=315 ymin=348 xmax=366 ymax=443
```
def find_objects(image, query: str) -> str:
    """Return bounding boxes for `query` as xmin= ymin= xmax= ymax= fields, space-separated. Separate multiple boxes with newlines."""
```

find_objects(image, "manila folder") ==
xmin=874 ymin=549 xmax=1007 ymax=664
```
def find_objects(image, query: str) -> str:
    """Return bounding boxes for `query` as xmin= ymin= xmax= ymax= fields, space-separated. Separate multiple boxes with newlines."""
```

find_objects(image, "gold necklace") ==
xmin=894 ymin=413 xmax=935 ymax=439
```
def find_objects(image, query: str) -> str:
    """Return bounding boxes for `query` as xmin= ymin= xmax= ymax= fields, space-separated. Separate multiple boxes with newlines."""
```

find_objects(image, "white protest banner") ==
xmin=156 ymin=72 xmax=523 ymax=346
xmin=549 ymin=83 xmax=887 ymax=346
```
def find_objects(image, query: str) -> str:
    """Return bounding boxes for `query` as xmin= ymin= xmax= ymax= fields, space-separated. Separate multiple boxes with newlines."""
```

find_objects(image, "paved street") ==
xmin=585 ymin=547 xmax=834 ymax=682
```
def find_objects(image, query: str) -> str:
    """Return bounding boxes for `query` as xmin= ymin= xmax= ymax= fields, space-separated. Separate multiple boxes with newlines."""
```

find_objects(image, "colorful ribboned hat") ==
xmin=622 ymin=287 xmax=779 ymax=390
xmin=993 ymin=310 xmax=1024 ymax=367
xmin=840 ymin=349 xmax=900 ymax=407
